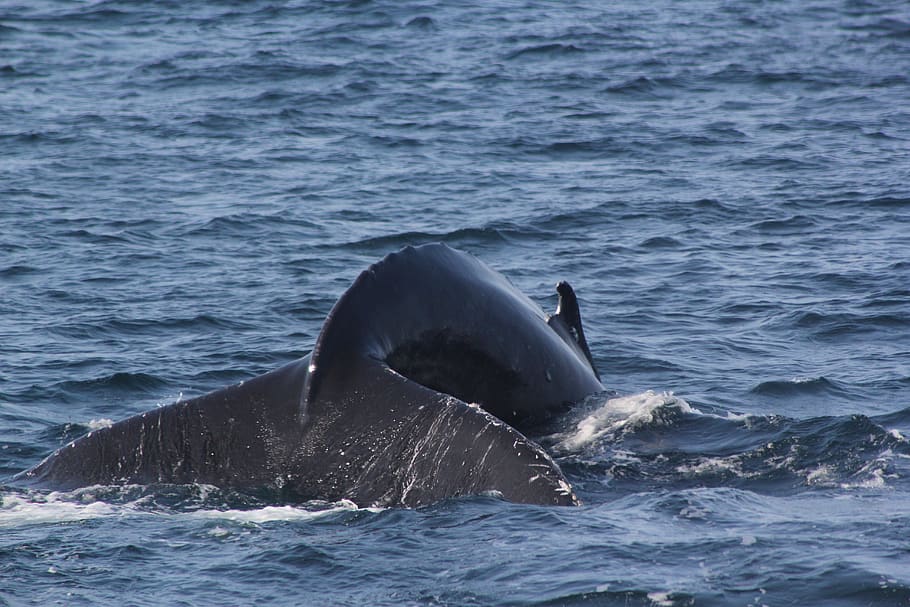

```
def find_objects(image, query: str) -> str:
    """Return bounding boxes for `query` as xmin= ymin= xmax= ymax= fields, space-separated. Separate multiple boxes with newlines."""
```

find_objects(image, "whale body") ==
xmin=19 ymin=244 xmax=604 ymax=507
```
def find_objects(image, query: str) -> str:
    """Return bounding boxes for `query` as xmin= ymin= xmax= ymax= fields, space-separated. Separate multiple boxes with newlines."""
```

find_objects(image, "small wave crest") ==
xmin=751 ymin=375 xmax=846 ymax=397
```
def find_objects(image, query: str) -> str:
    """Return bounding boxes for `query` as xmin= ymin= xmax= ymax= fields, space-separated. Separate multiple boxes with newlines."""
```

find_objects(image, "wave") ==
xmin=404 ymin=16 xmax=436 ymax=31
xmin=54 ymin=371 xmax=167 ymax=394
xmin=551 ymin=392 xmax=910 ymax=498
xmin=776 ymin=310 xmax=910 ymax=342
xmin=179 ymin=212 xmax=319 ymax=238
xmin=506 ymin=43 xmax=587 ymax=60
xmin=337 ymin=226 xmax=518 ymax=251
xmin=746 ymin=214 xmax=819 ymax=234
xmin=750 ymin=376 xmax=848 ymax=397
xmin=534 ymin=588 xmax=692 ymax=607
xmin=604 ymin=75 xmax=677 ymax=97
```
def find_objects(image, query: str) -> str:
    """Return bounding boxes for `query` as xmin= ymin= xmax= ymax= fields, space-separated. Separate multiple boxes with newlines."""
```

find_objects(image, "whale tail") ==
xmin=18 ymin=244 xmax=599 ymax=508
xmin=294 ymin=356 xmax=579 ymax=506
xmin=20 ymin=355 xmax=580 ymax=507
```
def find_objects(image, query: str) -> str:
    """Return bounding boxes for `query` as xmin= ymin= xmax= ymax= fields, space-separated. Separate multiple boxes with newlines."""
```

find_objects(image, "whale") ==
xmin=18 ymin=244 xmax=604 ymax=507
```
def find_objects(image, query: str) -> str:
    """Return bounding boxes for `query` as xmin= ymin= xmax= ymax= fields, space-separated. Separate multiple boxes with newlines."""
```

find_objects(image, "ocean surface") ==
xmin=2 ymin=0 xmax=910 ymax=605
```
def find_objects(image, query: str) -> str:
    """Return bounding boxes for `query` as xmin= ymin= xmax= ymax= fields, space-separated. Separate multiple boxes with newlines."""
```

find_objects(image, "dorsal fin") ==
xmin=553 ymin=281 xmax=600 ymax=381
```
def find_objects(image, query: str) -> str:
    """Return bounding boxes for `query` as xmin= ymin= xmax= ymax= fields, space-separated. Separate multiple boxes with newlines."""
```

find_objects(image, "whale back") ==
xmin=306 ymin=243 xmax=603 ymax=428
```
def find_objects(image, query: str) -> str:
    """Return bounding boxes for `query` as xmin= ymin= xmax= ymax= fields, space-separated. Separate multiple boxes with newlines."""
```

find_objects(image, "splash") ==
xmin=558 ymin=390 xmax=697 ymax=451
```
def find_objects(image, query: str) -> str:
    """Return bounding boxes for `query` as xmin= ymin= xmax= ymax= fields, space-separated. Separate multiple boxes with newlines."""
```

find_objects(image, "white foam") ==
xmin=803 ymin=450 xmax=898 ymax=490
xmin=87 ymin=418 xmax=113 ymax=430
xmin=723 ymin=410 xmax=754 ymax=422
xmin=0 ymin=490 xmax=127 ymax=527
xmin=676 ymin=457 xmax=740 ymax=477
xmin=839 ymin=452 xmax=897 ymax=490
xmin=207 ymin=525 xmax=233 ymax=538
xmin=0 ymin=490 xmax=377 ymax=529
xmin=806 ymin=465 xmax=835 ymax=485
xmin=558 ymin=391 xmax=696 ymax=450
xmin=647 ymin=592 xmax=675 ymax=606
xmin=190 ymin=500 xmax=374 ymax=524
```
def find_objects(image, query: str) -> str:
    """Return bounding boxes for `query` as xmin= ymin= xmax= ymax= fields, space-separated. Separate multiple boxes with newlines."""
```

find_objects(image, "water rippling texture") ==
xmin=2 ymin=0 xmax=910 ymax=605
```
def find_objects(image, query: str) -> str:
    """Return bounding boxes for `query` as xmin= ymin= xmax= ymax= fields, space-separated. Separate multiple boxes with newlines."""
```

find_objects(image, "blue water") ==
xmin=2 ymin=0 xmax=910 ymax=604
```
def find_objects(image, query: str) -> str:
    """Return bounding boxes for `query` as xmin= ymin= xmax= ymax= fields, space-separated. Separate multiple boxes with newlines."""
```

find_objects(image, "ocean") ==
xmin=2 ymin=0 xmax=910 ymax=605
